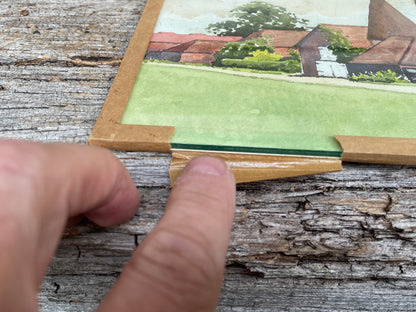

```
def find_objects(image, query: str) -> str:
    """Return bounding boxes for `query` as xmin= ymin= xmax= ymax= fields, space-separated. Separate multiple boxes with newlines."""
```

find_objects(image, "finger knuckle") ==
xmin=0 ymin=140 xmax=45 ymax=193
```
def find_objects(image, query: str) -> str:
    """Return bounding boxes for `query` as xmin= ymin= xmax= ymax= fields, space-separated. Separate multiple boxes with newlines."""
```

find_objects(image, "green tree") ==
xmin=207 ymin=1 xmax=308 ymax=37
xmin=319 ymin=25 xmax=353 ymax=51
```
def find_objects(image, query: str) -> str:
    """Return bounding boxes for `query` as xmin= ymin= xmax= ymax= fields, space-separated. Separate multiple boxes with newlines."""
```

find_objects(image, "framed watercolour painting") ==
xmin=89 ymin=0 xmax=416 ymax=183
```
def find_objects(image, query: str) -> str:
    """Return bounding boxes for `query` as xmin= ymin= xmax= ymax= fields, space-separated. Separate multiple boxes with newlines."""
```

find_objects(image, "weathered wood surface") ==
xmin=1 ymin=1 xmax=415 ymax=311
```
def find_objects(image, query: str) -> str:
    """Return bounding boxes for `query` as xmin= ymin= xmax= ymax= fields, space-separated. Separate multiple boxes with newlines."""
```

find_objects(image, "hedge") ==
xmin=349 ymin=70 xmax=410 ymax=84
xmin=221 ymin=58 xmax=301 ymax=73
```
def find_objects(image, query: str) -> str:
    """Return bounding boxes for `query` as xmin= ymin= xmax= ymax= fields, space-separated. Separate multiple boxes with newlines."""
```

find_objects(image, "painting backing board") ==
xmin=88 ymin=0 xmax=416 ymax=183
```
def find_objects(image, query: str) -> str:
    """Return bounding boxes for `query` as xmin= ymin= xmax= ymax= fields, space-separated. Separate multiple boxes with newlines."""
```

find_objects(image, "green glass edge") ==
xmin=170 ymin=143 xmax=342 ymax=158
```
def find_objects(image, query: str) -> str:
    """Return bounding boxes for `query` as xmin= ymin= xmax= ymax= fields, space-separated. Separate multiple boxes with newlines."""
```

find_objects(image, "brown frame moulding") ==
xmin=88 ymin=0 xmax=415 ymax=184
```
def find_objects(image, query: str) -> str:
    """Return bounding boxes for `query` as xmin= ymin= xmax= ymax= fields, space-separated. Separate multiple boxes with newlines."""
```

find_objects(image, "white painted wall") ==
xmin=316 ymin=47 xmax=349 ymax=78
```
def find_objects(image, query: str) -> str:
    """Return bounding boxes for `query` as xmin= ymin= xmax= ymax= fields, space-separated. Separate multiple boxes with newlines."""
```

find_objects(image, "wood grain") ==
xmin=1 ymin=1 xmax=416 ymax=311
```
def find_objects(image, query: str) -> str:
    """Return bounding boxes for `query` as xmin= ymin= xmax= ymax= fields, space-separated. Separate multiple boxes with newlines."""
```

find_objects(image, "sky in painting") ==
xmin=154 ymin=0 xmax=416 ymax=34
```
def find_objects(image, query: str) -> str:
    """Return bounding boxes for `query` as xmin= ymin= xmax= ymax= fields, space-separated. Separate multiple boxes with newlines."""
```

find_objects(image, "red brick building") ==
xmin=146 ymin=32 xmax=242 ymax=64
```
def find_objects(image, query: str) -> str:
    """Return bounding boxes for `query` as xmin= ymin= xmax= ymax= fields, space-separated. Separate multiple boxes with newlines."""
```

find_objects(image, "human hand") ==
xmin=0 ymin=140 xmax=236 ymax=312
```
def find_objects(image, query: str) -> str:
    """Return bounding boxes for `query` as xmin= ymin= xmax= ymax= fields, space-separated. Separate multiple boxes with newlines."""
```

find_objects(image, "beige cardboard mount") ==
xmin=170 ymin=151 xmax=342 ymax=184
xmin=88 ymin=0 xmax=415 ymax=184
xmin=336 ymin=136 xmax=416 ymax=166
xmin=88 ymin=0 xmax=173 ymax=153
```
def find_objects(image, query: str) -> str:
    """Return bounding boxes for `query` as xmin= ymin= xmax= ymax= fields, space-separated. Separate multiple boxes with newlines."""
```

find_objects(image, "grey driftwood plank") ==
xmin=1 ymin=0 xmax=416 ymax=311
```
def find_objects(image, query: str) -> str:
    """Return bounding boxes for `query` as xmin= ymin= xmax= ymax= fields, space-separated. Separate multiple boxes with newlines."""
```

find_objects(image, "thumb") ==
xmin=98 ymin=156 xmax=236 ymax=312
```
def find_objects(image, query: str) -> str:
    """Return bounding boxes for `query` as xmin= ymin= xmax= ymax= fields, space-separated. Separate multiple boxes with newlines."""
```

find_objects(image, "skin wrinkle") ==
xmin=125 ymin=244 xmax=212 ymax=310
xmin=123 ymin=256 xmax=184 ymax=308
xmin=142 ymin=227 xmax=218 ymax=283
xmin=166 ymin=189 xmax=230 ymax=227
xmin=167 ymin=186 xmax=231 ymax=213
xmin=165 ymin=214 xmax=226 ymax=270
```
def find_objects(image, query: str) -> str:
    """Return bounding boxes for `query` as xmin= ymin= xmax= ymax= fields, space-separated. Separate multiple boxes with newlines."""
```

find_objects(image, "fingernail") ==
xmin=186 ymin=156 xmax=228 ymax=176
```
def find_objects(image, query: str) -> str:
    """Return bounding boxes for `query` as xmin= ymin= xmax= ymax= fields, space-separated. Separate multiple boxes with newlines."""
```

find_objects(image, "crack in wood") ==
xmin=384 ymin=194 xmax=394 ymax=214
xmin=53 ymin=282 xmax=60 ymax=294
xmin=76 ymin=246 xmax=81 ymax=260
xmin=69 ymin=56 xmax=122 ymax=67
xmin=226 ymin=262 xmax=265 ymax=278
xmin=3 ymin=56 xmax=122 ymax=68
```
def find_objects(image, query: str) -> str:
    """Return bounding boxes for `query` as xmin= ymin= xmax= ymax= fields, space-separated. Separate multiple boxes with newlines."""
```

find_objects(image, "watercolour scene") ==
xmin=120 ymin=0 xmax=416 ymax=158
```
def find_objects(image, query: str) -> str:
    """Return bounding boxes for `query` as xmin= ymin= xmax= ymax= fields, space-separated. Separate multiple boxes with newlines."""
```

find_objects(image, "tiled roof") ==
xmin=147 ymin=42 xmax=178 ymax=52
xmin=162 ymin=40 xmax=229 ymax=54
xmin=150 ymin=32 xmax=242 ymax=44
xmin=368 ymin=0 xmax=416 ymax=40
xmin=183 ymin=40 xmax=228 ymax=53
xmin=164 ymin=40 xmax=197 ymax=53
xmin=401 ymin=38 xmax=416 ymax=66
xmin=351 ymin=36 xmax=414 ymax=65
xmin=245 ymin=29 xmax=310 ymax=47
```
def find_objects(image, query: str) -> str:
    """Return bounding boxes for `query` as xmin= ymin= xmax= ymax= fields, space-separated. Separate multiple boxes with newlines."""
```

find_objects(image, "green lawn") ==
xmin=121 ymin=63 xmax=416 ymax=157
